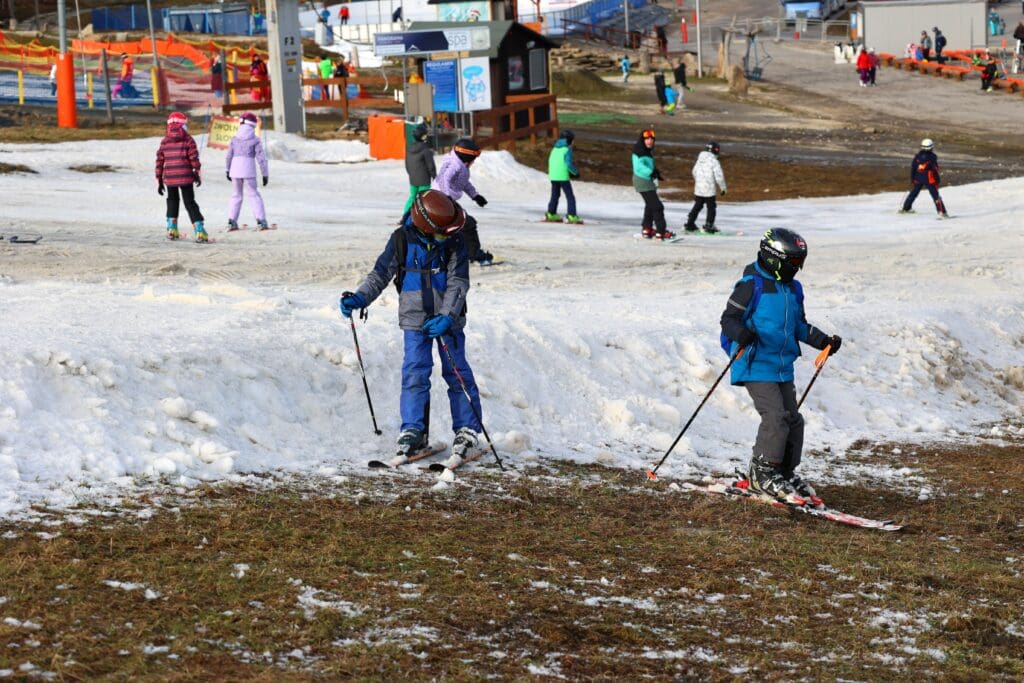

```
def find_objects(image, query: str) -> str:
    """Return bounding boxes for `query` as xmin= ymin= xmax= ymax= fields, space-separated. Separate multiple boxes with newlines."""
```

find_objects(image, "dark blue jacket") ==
xmin=911 ymin=150 xmax=940 ymax=185
xmin=720 ymin=262 xmax=829 ymax=385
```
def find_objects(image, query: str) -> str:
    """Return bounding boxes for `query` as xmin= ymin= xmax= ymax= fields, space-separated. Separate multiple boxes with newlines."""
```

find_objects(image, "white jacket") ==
xmin=692 ymin=150 xmax=726 ymax=197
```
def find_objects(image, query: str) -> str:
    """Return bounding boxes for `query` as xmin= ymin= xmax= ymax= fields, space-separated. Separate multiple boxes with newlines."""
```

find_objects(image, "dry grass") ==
xmin=2 ymin=439 xmax=1023 ymax=679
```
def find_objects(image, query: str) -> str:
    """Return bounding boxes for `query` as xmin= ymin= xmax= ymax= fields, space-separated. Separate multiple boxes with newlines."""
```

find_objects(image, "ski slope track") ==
xmin=0 ymin=135 xmax=1022 ymax=518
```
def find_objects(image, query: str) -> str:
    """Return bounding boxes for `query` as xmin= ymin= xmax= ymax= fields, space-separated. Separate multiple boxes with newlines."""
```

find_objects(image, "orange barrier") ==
xmin=56 ymin=53 xmax=76 ymax=128
xmin=367 ymin=114 xmax=405 ymax=160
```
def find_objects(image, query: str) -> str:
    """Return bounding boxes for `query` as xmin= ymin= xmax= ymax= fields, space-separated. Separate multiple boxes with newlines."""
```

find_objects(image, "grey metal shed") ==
xmin=852 ymin=0 xmax=987 ymax=56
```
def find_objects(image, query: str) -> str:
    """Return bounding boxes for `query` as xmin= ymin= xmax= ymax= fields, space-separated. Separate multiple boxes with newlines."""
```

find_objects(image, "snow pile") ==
xmin=0 ymin=136 xmax=1022 ymax=518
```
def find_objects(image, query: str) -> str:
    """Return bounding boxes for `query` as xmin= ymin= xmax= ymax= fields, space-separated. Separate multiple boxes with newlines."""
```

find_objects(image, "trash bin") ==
xmin=368 ymin=114 xmax=405 ymax=160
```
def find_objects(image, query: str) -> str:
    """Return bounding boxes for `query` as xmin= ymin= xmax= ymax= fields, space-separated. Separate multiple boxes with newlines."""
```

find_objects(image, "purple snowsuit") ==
xmin=225 ymin=121 xmax=269 ymax=223
xmin=432 ymin=150 xmax=479 ymax=201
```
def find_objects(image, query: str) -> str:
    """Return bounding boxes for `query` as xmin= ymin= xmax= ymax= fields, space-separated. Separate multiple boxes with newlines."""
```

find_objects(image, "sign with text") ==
xmin=206 ymin=114 xmax=262 ymax=150
xmin=458 ymin=56 xmax=491 ymax=112
xmin=373 ymin=27 xmax=489 ymax=56
xmin=424 ymin=59 xmax=459 ymax=112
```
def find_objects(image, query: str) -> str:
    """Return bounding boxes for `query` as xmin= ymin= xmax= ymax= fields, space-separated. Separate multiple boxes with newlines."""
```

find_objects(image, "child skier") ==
xmin=720 ymin=228 xmax=841 ymax=506
xmin=225 ymin=112 xmax=271 ymax=231
xmin=899 ymin=138 xmax=948 ymax=218
xmin=684 ymin=141 xmax=726 ymax=233
xmin=631 ymin=128 xmax=673 ymax=240
xmin=663 ymin=85 xmax=678 ymax=115
xmin=338 ymin=189 xmax=483 ymax=464
xmin=403 ymin=122 xmax=436 ymax=218
xmin=545 ymin=129 xmax=582 ymax=224
xmin=621 ymin=54 xmax=631 ymax=83
xmin=432 ymin=138 xmax=493 ymax=265
xmin=155 ymin=111 xmax=206 ymax=242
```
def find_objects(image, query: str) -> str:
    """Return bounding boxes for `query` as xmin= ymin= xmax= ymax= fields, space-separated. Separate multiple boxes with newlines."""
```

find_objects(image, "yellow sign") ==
xmin=207 ymin=115 xmax=241 ymax=150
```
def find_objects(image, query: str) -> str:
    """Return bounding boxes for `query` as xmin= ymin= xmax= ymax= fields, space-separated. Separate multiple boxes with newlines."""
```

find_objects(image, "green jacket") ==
xmin=547 ymin=139 xmax=578 ymax=181
xmin=632 ymin=153 xmax=656 ymax=192
xmin=319 ymin=58 xmax=333 ymax=79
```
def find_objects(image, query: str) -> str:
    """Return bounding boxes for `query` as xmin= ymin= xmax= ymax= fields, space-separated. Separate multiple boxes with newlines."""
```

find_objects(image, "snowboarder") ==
xmin=338 ymin=190 xmax=483 ymax=462
xmin=653 ymin=71 xmax=667 ymax=114
xmin=720 ymin=228 xmax=842 ymax=505
xmin=672 ymin=59 xmax=692 ymax=107
xmin=432 ymin=138 xmax=493 ymax=265
xmin=899 ymin=138 xmax=948 ymax=218
xmin=155 ymin=111 xmax=206 ymax=242
xmin=684 ymin=141 xmax=726 ymax=233
xmin=631 ymin=128 xmax=672 ymax=240
xmin=402 ymin=123 xmax=436 ymax=219
xmin=621 ymin=55 xmax=631 ymax=83
xmin=546 ymin=129 xmax=582 ymax=223
xmin=225 ymin=112 xmax=270 ymax=231
xmin=663 ymin=85 xmax=678 ymax=115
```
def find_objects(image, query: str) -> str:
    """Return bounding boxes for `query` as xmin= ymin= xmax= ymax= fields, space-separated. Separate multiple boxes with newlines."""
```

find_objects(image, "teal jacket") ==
xmin=632 ymin=153 xmax=656 ymax=192
xmin=548 ymin=139 xmax=578 ymax=181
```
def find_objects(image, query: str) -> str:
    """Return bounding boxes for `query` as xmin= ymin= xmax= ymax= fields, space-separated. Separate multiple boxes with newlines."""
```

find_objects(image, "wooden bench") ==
xmin=878 ymin=53 xmax=896 ymax=66
xmin=940 ymin=65 xmax=970 ymax=80
xmin=917 ymin=61 xmax=944 ymax=75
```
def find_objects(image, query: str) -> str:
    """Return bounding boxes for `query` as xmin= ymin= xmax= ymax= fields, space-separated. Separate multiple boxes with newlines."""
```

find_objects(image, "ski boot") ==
xmin=748 ymin=454 xmax=805 ymax=506
xmin=702 ymin=224 xmax=719 ymax=234
xmin=194 ymin=221 xmax=209 ymax=243
xmin=441 ymin=427 xmax=480 ymax=468
xmin=395 ymin=428 xmax=427 ymax=457
xmin=166 ymin=217 xmax=179 ymax=240
xmin=475 ymin=250 xmax=494 ymax=266
xmin=785 ymin=471 xmax=823 ymax=508
xmin=544 ymin=212 xmax=562 ymax=222
xmin=227 ymin=219 xmax=240 ymax=232
xmin=683 ymin=222 xmax=699 ymax=233
xmin=641 ymin=227 xmax=655 ymax=239
xmin=565 ymin=214 xmax=584 ymax=225
xmin=656 ymin=229 xmax=675 ymax=240
xmin=257 ymin=219 xmax=270 ymax=231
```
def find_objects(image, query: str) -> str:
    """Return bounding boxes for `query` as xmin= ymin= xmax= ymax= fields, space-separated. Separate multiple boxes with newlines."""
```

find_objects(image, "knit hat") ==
xmin=167 ymin=111 xmax=188 ymax=126
xmin=240 ymin=112 xmax=258 ymax=126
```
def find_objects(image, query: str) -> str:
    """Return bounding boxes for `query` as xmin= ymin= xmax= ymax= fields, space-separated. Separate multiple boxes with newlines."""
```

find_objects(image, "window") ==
xmin=528 ymin=48 xmax=546 ymax=90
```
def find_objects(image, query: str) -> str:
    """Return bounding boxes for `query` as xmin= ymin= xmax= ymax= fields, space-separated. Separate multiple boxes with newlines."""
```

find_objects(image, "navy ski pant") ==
xmin=902 ymin=183 xmax=946 ymax=214
xmin=400 ymin=329 xmax=482 ymax=433
xmin=745 ymin=381 xmax=804 ymax=474
xmin=547 ymin=181 xmax=577 ymax=216
xmin=639 ymin=190 xmax=666 ymax=232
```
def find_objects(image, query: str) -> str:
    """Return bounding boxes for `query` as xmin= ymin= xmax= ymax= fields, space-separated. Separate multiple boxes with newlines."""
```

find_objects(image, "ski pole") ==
xmin=646 ymin=346 xmax=746 ymax=481
xmin=796 ymin=344 xmax=832 ymax=410
xmin=346 ymin=305 xmax=382 ymax=436
xmin=437 ymin=336 xmax=505 ymax=471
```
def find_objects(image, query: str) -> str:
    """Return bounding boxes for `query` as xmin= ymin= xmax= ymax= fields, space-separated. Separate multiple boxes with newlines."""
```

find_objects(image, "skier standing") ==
xmin=155 ymin=111 xmax=207 ymax=242
xmin=631 ymin=128 xmax=673 ymax=240
xmin=225 ymin=112 xmax=270 ymax=231
xmin=653 ymin=71 xmax=667 ymax=114
xmin=338 ymin=190 xmax=483 ymax=463
xmin=684 ymin=141 xmax=726 ymax=233
xmin=899 ymin=138 xmax=948 ymax=217
xmin=403 ymin=123 xmax=436 ymax=219
xmin=545 ymin=129 xmax=582 ymax=223
xmin=672 ymin=59 xmax=692 ymax=107
xmin=432 ymin=138 xmax=493 ymax=265
xmin=720 ymin=228 xmax=842 ymax=505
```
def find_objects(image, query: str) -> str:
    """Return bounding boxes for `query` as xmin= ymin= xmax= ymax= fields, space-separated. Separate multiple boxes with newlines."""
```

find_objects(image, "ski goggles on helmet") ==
xmin=642 ymin=129 xmax=656 ymax=139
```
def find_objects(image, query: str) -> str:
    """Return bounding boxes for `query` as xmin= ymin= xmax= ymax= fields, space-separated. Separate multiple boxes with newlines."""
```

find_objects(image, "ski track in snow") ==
xmin=0 ymin=134 xmax=1022 ymax=518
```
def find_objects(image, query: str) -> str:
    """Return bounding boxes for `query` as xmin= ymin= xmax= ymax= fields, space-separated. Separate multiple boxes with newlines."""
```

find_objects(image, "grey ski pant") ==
xmin=745 ymin=381 xmax=804 ymax=473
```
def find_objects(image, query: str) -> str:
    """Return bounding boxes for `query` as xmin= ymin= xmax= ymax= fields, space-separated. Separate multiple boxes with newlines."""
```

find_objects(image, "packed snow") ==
xmin=0 ymin=131 xmax=1022 ymax=519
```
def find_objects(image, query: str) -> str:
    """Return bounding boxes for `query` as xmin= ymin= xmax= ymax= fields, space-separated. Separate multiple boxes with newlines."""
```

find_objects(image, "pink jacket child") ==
xmin=155 ymin=111 xmax=207 ymax=242
xmin=225 ymin=112 xmax=270 ymax=230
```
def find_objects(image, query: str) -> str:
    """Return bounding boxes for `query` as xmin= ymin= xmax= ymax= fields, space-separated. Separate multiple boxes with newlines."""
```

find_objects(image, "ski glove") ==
xmin=339 ymin=291 xmax=367 ymax=318
xmin=226 ymin=172 xmax=231 ymax=181
xmin=157 ymin=182 xmax=165 ymax=196
xmin=651 ymin=169 xmax=663 ymax=181
xmin=262 ymin=176 xmax=268 ymax=187
xmin=421 ymin=314 xmax=454 ymax=339
xmin=736 ymin=328 xmax=757 ymax=348
xmin=721 ymin=189 xmax=727 ymax=196
xmin=826 ymin=335 xmax=842 ymax=355
xmin=194 ymin=175 xmax=202 ymax=187
xmin=473 ymin=195 xmax=488 ymax=207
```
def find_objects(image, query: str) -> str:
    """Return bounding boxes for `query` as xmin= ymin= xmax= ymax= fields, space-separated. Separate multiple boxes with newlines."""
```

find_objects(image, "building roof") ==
xmin=406 ymin=20 xmax=558 ymax=59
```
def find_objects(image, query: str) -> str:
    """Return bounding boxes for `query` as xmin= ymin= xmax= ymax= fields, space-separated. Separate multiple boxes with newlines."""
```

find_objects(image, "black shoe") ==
xmin=702 ymin=224 xmax=719 ymax=234
xmin=683 ymin=224 xmax=698 ymax=232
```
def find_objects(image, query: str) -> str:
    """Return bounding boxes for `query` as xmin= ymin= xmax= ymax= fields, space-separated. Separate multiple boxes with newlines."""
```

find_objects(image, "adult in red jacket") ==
xmin=856 ymin=48 xmax=872 ymax=87
xmin=250 ymin=55 xmax=270 ymax=102
xmin=155 ymin=112 xmax=208 ymax=241
xmin=899 ymin=138 xmax=948 ymax=218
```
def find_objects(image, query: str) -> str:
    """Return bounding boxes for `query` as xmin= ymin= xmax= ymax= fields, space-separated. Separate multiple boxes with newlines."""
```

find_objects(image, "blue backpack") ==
xmin=720 ymin=274 xmax=803 ymax=355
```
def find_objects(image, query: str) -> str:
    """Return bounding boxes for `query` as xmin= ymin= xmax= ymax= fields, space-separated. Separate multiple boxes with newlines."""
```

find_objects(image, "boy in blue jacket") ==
xmin=339 ymin=190 xmax=483 ymax=464
xmin=720 ymin=228 xmax=842 ymax=506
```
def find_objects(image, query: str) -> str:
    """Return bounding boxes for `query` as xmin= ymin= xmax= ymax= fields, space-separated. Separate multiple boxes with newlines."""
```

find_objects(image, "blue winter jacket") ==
xmin=910 ymin=150 xmax=940 ymax=185
xmin=720 ymin=262 xmax=829 ymax=385
xmin=354 ymin=221 xmax=470 ymax=331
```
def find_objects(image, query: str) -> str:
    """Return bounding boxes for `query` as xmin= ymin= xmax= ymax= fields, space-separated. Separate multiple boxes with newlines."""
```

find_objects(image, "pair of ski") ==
xmin=682 ymin=475 xmax=903 ymax=532
xmin=226 ymin=223 xmax=279 ymax=232
xmin=368 ymin=442 xmax=484 ymax=473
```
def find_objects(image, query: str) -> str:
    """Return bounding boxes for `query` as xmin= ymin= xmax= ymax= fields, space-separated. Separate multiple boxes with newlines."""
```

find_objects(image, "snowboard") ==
xmin=666 ymin=230 xmax=741 ymax=242
xmin=2 ymin=234 xmax=43 ymax=244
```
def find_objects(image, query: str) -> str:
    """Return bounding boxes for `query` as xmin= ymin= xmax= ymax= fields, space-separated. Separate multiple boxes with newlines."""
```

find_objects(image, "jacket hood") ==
xmin=632 ymin=134 xmax=654 ymax=158
xmin=235 ymin=124 xmax=256 ymax=141
xmin=554 ymin=138 xmax=570 ymax=149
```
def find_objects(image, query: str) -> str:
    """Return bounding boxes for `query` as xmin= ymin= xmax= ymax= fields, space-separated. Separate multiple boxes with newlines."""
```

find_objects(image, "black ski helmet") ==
xmin=560 ymin=129 xmax=575 ymax=144
xmin=758 ymin=228 xmax=807 ymax=282
xmin=453 ymin=138 xmax=481 ymax=163
xmin=706 ymin=141 xmax=721 ymax=155
xmin=412 ymin=123 xmax=429 ymax=142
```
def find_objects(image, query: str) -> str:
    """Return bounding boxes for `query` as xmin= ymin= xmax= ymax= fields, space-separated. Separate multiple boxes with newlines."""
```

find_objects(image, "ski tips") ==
xmin=646 ymin=470 xmax=658 ymax=481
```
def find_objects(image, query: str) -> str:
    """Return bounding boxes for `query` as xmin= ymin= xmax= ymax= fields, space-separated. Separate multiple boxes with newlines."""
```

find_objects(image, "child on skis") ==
xmin=719 ymin=228 xmax=842 ymax=506
xmin=545 ymin=129 xmax=582 ymax=224
xmin=403 ymin=122 xmax=436 ymax=219
xmin=432 ymin=138 xmax=493 ymax=265
xmin=225 ymin=112 xmax=271 ymax=231
xmin=899 ymin=138 xmax=948 ymax=218
xmin=339 ymin=190 xmax=483 ymax=465
xmin=684 ymin=141 xmax=727 ymax=233
xmin=155 ymin=111 xmax=206 ymax=242
xmin=631 ymin=128 xmax=673 ymax=240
